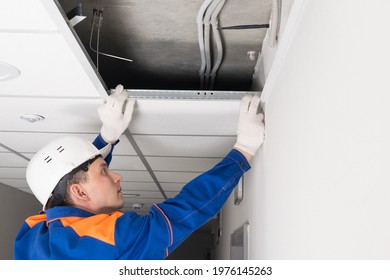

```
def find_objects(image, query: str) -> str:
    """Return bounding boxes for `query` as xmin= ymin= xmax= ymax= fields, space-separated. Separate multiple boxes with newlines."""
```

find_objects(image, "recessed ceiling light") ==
xmin=131 ymin=203 xmax=143 ymax=210
xmin=0 ymin=61 xmax=20 ymax=81
xmin=20 ymin=114 xmax=45 ymax=123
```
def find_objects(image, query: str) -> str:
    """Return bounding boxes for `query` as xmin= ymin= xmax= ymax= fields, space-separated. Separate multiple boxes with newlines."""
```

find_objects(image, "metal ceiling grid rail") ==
xmin=125 ymin=89 xmax=262 ymax=100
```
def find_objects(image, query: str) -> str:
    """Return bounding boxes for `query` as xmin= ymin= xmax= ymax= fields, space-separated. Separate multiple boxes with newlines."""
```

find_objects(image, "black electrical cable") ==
xmin=218 ymin=24 xmax=270 ymax=30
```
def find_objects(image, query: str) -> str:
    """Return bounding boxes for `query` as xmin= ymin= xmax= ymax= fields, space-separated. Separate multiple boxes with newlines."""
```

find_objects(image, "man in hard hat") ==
xmin=14 ymin=85 xmax=265 ymax=260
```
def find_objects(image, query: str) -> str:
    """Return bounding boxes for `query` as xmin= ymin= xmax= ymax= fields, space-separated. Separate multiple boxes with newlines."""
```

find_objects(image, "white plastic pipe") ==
xmin=209 ymin=0 xmax=226 ymax=89
xmin=269 ymin=0 xmax=281 ymax=48
xmin=197 ymin=0 xmax=214 ymax=89
xmin=203 ymin=0 xmax=223 ymax=89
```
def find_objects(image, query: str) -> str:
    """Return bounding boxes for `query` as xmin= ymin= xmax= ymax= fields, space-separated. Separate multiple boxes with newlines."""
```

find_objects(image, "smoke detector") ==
xmin=131 ymin=203 xmax=143 ymax=210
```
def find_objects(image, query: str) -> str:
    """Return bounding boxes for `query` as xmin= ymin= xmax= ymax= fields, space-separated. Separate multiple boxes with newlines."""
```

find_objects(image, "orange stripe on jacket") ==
xmin=60 ymin=211 xmax=124 ymax=246
xmin=153 ymin=204 xmax=173 ymax=246
xmin=25 ymin=214 xmax=47 ymax=228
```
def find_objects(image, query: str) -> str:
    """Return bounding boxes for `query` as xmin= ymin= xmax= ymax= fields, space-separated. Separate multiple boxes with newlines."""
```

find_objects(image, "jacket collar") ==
xmin=45 ymin=206 xmax=95 ymax=221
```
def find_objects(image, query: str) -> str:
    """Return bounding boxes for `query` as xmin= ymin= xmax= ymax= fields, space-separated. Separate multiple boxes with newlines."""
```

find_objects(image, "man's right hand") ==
xmin=233 ymin=94 xmax=265 ymax=159
xmin=98 ymin=84 xmax=136 ymax=143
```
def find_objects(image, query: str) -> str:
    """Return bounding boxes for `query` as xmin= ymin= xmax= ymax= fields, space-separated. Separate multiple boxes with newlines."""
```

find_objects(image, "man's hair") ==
xmin=45 ymin=169 xmax=89 ymax=210
xmin=64 ymin=169 xmax=89 ymax=206
xmin=45 ymin=155 xmax=101 ymax=210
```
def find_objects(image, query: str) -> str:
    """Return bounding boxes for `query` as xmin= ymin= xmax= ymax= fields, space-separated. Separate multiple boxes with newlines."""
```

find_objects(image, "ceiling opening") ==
xmin=57 ymin=0 xmax=272 ymax=91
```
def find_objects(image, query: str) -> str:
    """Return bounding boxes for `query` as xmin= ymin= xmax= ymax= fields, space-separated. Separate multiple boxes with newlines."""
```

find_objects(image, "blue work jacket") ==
xmin=14 ymin=135 xmax=250 ymax=259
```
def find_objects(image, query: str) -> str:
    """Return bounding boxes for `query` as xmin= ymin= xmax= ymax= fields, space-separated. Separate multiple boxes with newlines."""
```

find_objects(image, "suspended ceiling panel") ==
xmin=133 ymin=135 xmax=235 ymax=156
xmin=0 ymin=168 xmax=25 ymax=179
xmin=0 ymin=0 xmax=57 ymax=31
xmin=155 ymin=171 xmax=202 ymax=184
xmin=1 ymin=179 xmax=29 ymax=190
xmin=0 ymin=98 xmax=103 ymax=133
xmin=129 ymin=98 xmax=240 ymax=135
xmin=146 ymin=157 xmax=220 ymax=172
xmin=0 ymin=33 xmax=102 ymax=97
xmin=107 ymin=156 xmax=145 ymax=170
xmin=0 ymin=0 xmax=264 ymax=216
xmin=0 ymin=152 xmax=28 ymax=167
xmin=0 ymin=1 xmax=106 ymax=98
xmin=0 ymin=97 xmax=240 ymax=135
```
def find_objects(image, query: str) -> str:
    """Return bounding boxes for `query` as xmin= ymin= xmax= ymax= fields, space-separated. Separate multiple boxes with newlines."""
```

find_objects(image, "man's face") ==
xmin=81 ymin=157 xmax=124 ymax=214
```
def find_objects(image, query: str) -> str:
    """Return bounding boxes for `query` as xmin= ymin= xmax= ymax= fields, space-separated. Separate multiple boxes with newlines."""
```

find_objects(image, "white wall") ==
xmin=217 ymin=0 xmax=390 ymax=259
xmin=215 ymin=149 xmax=266 ymax=259
xmin=0 ymin=183 xmax=41 ymax=259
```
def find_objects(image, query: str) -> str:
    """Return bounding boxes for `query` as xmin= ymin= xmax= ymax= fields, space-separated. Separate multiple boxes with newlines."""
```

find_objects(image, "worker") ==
xmin=14 ymin=85 xmax=265 ymax=260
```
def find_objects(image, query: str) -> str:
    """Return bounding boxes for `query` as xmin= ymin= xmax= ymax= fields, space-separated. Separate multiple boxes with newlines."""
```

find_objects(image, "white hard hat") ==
xmin=26 ymin=136 xmax=111 ymax=207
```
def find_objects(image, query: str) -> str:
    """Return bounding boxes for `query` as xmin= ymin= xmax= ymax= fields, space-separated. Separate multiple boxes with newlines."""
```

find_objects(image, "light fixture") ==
xmin=20 ymin=114 xmax=45 ymax=123
xmin=131 ymin=203 xmax=143 ymax=210
xmin=0 ymin=61 xmax=20 ymax=81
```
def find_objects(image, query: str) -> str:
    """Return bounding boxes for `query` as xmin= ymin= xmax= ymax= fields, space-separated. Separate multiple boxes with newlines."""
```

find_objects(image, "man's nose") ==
xmin=111 ymin=171 xmax=123 ymax=183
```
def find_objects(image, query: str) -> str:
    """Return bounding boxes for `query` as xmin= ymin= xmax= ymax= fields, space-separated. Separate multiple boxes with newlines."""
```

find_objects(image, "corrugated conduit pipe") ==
xmin=209 ymin=0 xmax=226 ymax=89
xmin=203 ymin=0 xmax=224 ymax=89
xmin=197 ymin=0 xmax=214 ymax=89
xmin=269 ymin=0 xmax=282 ymax=48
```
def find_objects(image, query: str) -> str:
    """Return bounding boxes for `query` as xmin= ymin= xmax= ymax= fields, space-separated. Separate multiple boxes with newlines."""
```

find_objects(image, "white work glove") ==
xmin=98 ymin=84 xmax=136 ymax=143
xmin=233 ymin=94 xmax=265 ymax=156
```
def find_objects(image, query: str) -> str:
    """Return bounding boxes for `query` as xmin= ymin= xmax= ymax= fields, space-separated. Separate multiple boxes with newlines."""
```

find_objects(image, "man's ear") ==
xmin=68 ymin=184 xmax=89 ymax=201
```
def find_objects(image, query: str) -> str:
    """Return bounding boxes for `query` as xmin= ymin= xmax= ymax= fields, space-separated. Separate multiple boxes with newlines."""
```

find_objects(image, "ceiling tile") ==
xmin=0 ymin=167 xmax=25 ymax=179
xmin=155 ymin=171 xmax=201 ymax=184
xmin=0 ymin=152 xmax=29 ymax=167
xmin=146 ymin=156 xmax=221 ymax=172
xmin=0 ymin=1 xmax=57 ymax=31
xmin=132 ymin=135 xmax=236 ymax=157
xmin=116 ymin=170 xmax=153 ymax=182
xmin=120 ymin=181 xmax=184 ymax=192
xmin=129 ymin=99 xmax=239 ymax=135
xmin=0 ymin=179 xmax=29 ymax=190
xmin=0 ymin=132 xmax=96 ymax=153
xmin=0 ymin=33 xmax=102 ymax=98
xmin=106 ymin=155 xmax=146 ymax=171
xmin=0 ymin=98 xmax=102 ymax=133
xmin=0 ymin=132 xmax=136 ymax=155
